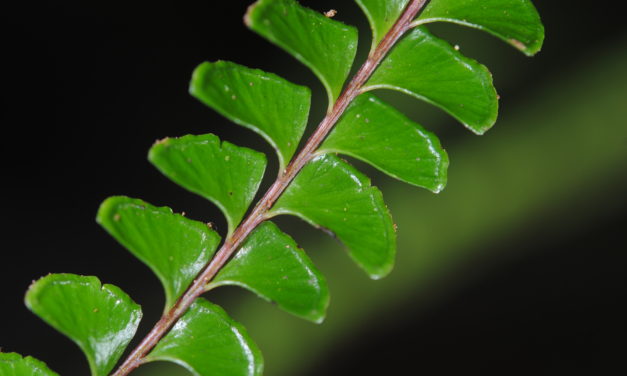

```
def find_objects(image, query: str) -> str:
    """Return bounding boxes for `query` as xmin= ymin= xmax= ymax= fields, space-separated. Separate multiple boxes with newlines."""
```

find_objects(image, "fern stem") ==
xmin=111 ymin=1 xmax=427 ymax=374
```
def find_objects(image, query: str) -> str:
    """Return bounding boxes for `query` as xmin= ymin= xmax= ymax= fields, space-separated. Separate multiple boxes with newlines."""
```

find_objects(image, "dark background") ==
xmin=2 ymin=1 xmax=625 ymax=375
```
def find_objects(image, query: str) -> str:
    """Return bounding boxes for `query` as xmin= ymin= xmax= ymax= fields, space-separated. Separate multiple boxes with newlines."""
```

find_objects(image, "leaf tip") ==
xmin=189 ymin=61 xmax=213 ymax=98
xmin=367 ymin=265 xmax=394 ymax=281
xmin=244 ymin=0 xmax=262 ymax=28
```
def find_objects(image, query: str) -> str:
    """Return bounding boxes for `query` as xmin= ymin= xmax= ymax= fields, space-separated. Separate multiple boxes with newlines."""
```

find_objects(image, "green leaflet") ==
xmin=212 ymin=221 xmax=329 ymax=323
xmin=0 ymin=353 xmax=59 ymax=376
xmin=24 ymin=274 xmax=142 ymax=376
xmin=355 ymin=0 xmax=410 ymax=49
xmin=416 ymin=0 xmax=544 ymax=56
xmin=365 ymin=27 xmax=498 ymax=134
xmin=146 ymin=299 xmax=263 ymax=376
xmin=320 ymin=93 xmax=449 ymax=193
xmin=97 ymin=196 xmax=221 ymax=310
xmin=246 ymin=0 xmax=358 ymax=105
xmin=149 ymin=133 xmax=267 ymax=235
xmin=271 ymin=154 xmax=395 ymax=279
xmin=190 ymin=61 xmax=311 ymax=169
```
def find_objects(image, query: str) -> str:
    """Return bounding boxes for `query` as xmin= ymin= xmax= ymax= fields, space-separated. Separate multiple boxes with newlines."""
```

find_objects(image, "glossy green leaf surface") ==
xmin=24 ymin=274 xmax=142 ymax=376
xmin=0 ymin=353 xmax=59 ymax=376
xmin=365 ymin=27 xmax=498 ymax=134
xmin=149 ymin=133 xmax=266 ymax=235
xmin=146 ymin=299 xmax=263 ymax=376
xmin=416 ymin=0 xmax=544 ymax=56
xmin=246 ymin=0 xmax=358 ymax=104
xmin=97 ymin=196 xmax=221 ymax=310
xmin=190 ymin=61 xmax=311 ymax=169
xmin=320 ymin=93 xmax=449 ymax=192
xmin=212 ymin=221 xmax=329 ymax=323
xmin=271 ymin=154 xmax=395 ymax=279
xmin=355 ymin=0 xmax=409 ymax=49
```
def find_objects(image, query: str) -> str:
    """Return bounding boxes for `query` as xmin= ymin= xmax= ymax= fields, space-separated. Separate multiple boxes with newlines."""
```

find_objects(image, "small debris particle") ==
xmin=324 ymin=9 xmax=337 ymax=18
xmin=207 ymin=222 xmax=214 ymax=229
xmin=454 ymin=44 xmax=460 ymax=51
xmin=93 ymin=308 xmax=99 ymax=313
xmin=509 ymin=38 xmax=527 ymax=51
xmin=365 ymin=118 xmax=370 ymax=123
xmin=228 ymin=191 xmax=234 ymax=196
xmin=225 ymin=155 xmax=230 ymax=161
xmin=393 ymin=223 xmax=398 ymax=232
xmin=249 ymin=82 xmax=254 ymax=86
xmin=231 ymin=95 xmax=237 ymax=100
xmin=285 ymin=245 xmax=290 ymax=248
xmin=113 ymin=214 xmax=121 ymax=222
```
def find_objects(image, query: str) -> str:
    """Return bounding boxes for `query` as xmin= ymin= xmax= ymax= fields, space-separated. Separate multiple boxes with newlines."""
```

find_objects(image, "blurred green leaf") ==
xmin=149 ymin=134 xmax=267 ymax=235
xmin=212 ymin=221 xmax=329 ymax=323
xmin=190 ymin=61 xmax=311 ymax=169
xmin=416 ymin=0 xmax=544 ymax=56
xmin=271 ymin=154 xmax=396 ymax=279
xmin=25 ymin=274 xmax=142 ymax=376
xmin=365 ymin=27 xmax=498 ymax=134
xmin=146 ymin=299 xmax=263 ymax=376
xmin=246 ymin=0 xmax=358 ymax=104
xmin=0 ymin=353 xmax=59 ymax=376
xmin=97 ymin=196 xmax=221 ymax=310
xmin=320 ymin=93 xmax=448 ymax=192
xmin=355 ymin=0 xmax=409 ymax=49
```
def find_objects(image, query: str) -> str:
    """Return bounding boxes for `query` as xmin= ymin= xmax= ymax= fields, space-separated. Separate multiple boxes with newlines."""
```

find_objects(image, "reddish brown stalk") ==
xmin=111 ymin=1 xmax=427 ymax=375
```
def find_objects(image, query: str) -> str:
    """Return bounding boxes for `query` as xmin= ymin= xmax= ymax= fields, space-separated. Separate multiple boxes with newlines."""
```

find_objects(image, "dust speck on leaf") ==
xmin=324 ymin=9 xmax=337 ymax=18
xmin=509 ymin=38 xmax=527 ymax=51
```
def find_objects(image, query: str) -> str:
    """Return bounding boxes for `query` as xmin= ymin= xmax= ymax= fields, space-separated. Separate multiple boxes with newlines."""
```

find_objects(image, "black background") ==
xmin=2 ymin=1 xmax=625 ymax=375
